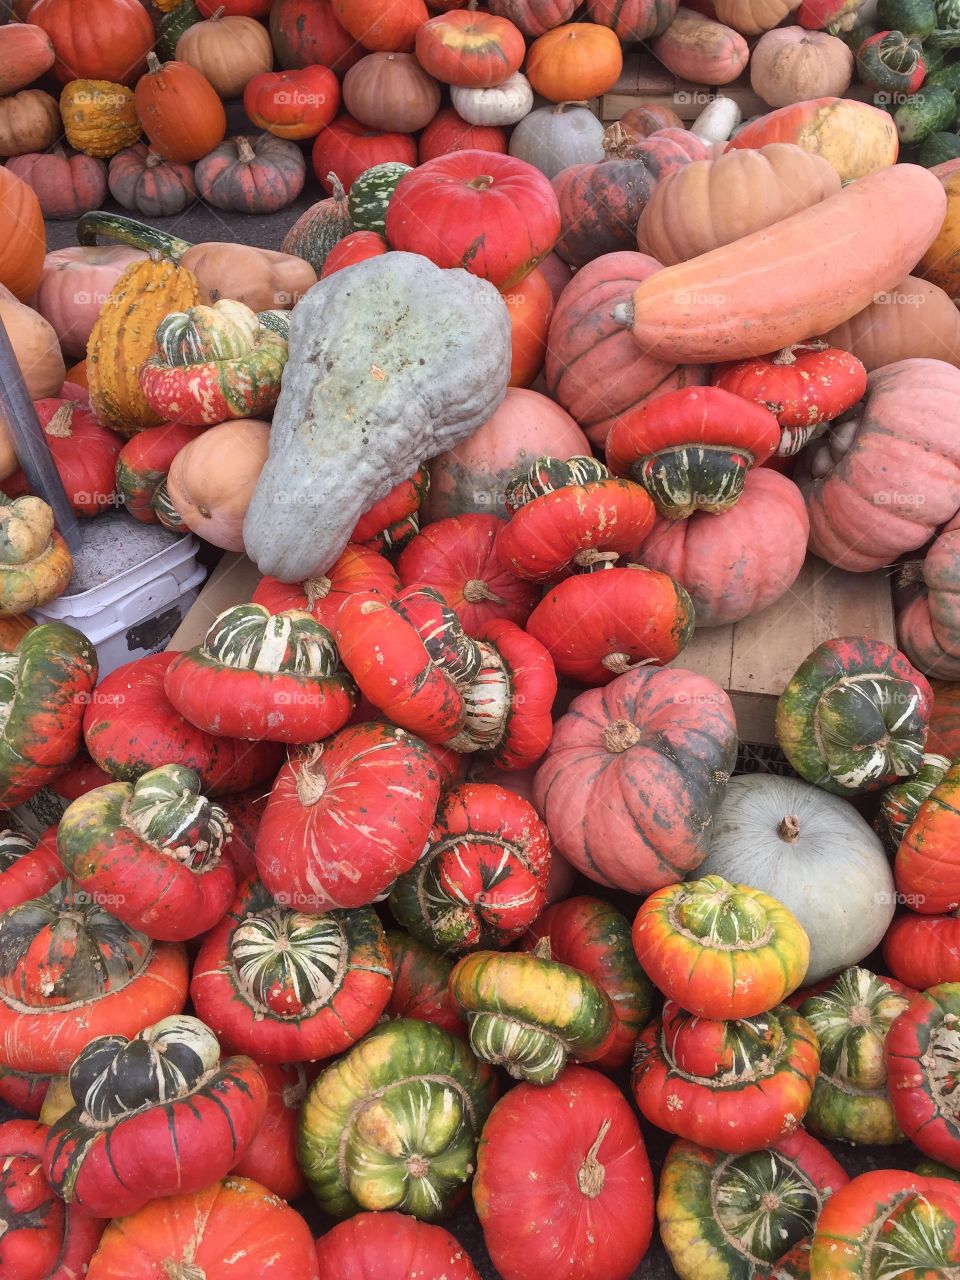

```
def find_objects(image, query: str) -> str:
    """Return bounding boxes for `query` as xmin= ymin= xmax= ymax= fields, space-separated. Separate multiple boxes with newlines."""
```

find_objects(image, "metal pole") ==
xmin=0 ymin=314 xmax=81 ymax=553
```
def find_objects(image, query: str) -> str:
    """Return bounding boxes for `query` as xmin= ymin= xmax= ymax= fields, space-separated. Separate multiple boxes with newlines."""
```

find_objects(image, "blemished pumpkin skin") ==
xmin=299 ymin=1017 xmax=496 ymax=1220
xmin=419 ymin=107 xmax=508 ymax=161
xmin=0 ymin=24 xmax=56 ymax=95
xmin=638 ymin=468 xmax=809 ymax=628
xmin=524 ymin=564 xmax=695 ymax=685
xmin=534 ymin=666 xmax=736 ymax=894
xmin=134 ymin=54 xmax=227 ymax=164
xmin=28 ymin=0 xmax=154 ymax=85
xmin=397 ymin=514 xmax=540 ymax=636
xmin=0 ymin=623 xmax=98 ymax=807
xmin=384 ymin=930 xmax=466 ymax=1036
xmin=449 ymin=949 xmax=615 ymax=1084
xmin=190 ymin=877 xmax=393 ymax=1064
xmin=231 ymin=1062 xmax=312 ymax=1201
xmin=0 ymin=1065 xmax=52 ymax=1117
xmin=414 ymin=9 xmax=526 ymax=87
xmin=651 ymin=6 xmax=749 ymax=83
xmin=253 ymin=544 xmax=399 ymax=630
xmin=520 ymin=896 xmax=656 ymax=1069
xmin=42 ymin=1017 xmax=267 ymax=1218
xmin=0 ymin=89 xmax=63 ymax=160
xmin=83 ymin=652 xmax=283 ymax=796
xmin=633 ymin=875 xmax=811 ymax=1021
xmin=876 ymin=751 xmax=950 ymax=854
xmin=84 ymin=1176 xmax=321 ymax=1280
xmin=474 ymin=1065 xmax=655 ymax=1280
xmin=194 ymin=135 xmax=306 ymax=215
xmin=316 ymin=1213 xmax=481 ymax=1279
xmin=385 ymin=151 xmax=561 ymax=290
xmin=809 ymin=1169 xmax=960 ymax=1279
xmin=270 ymin=0 xmax=365 ymax=73
xmin=55 ymin=765 xmax=237 ymax=942
xmin=658 ymin=1131 xmax=849 ymax=1280
xmin=115 ymin=422 xmax=206 ymax=523
xmin=0 ymin=1118 xmax=104 ymax=1280
xmin=389 ymin=782 xmax=551 ymax=952
xmin=752 ymin=28 xmax=852 ymax=108
xmin=799 ymin=967 xmax=914 ymax=1146
xmin=775 ymin=636 xmax=933 ymax=796
xmin=632 ymin=1001 xmax=820 ymax=1153
xmin=726 ymin=97 xmax=899 ymax=181
xmin=525 ymin=23 xmax=623 ymax=101
xmin=896 ymin=762 xmax=960 ymax=914
xmin=0 ymin=882 xmax=190 ymax=1075
xmin=550 ymin=158 xmax=654 ymax=269
xmin=588 ymin=0 xmax=677 ymax=38
xmin=636 ymin=144 xmax=840 ymax=268
xmin=243 ymin=66 xmax=341 ymax=140
xmin=254 ymin=722 xmax=441 ymax=913
xmin=885 ymin=983 xmax=960 ymax=1168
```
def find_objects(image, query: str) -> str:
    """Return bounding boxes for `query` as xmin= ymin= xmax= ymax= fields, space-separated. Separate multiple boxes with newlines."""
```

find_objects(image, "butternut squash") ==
xmin=614 ymin=164 xmax=947 ymax=364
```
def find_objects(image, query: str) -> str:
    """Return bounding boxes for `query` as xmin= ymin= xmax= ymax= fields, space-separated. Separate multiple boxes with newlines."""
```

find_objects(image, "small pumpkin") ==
xmin=134 ymin=53 xmax=227 ymax=164
xmin=26 ymin=397 xmax=123 ymax=517
xmin=319 ymin=229 xmax=389 ymax=276
xmin=5 ymin=146 xmax=107 ymax=221
xmin=651 ymin=6 xmax=750 ymax=82
xmin=858 ymin=29 xmax=927 ymax=93
xmin=0 ymin=89 xmax=60 ymax=157
xmin=175 ymin=7 xmax=274 ymax=98
xmin=525 ymin=23 xmax=624 ymax=101
xmin=751 ymin=27 xmax=853 ymax=106
xmin=588 ymin=0 xmax=678 ymax=38
xmin=450 ymin=70 xmax=533 ymax=124
xmin=0 ymin=23 xmax=55 ymax=95
xmin=108 ymin=144 xmax=197 ymax=217
xmin=343 ymin=51 xmax=441 ymax=132
xmin=316 ymin=1213 xmax=481 ymax=1280
xmin=115 ymin=421 xmax=205 ymax=522
xmin=195 ymin=134 xmax=306 ymax=213
xmin=59 ymin=78 xmax=141 ymax=158
xmin=165 ymin=417 xmax=271 ymax=550
xmin=508 ymin=102 xmax=605 ymax=181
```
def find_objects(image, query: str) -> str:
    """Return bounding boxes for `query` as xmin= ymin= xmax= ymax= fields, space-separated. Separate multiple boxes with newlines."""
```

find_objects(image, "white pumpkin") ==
xmin=452 ymin=73 xmax=534 ymax=127
xmin=700 ymin=773 xmax=895 ymax=984
xmin=508 ymin=103 xmax=605 ymax=180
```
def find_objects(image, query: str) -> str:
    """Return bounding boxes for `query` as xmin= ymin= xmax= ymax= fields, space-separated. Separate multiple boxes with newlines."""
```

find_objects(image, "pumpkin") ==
xmin=900 ymin=532 xmax=960 ymax=679
xmin=895 ymin=761 xmax=960 ymax=913
xmin=550 ymin=156 xmax=656 ymax=268
xmin=270 ymin=0 xmax=365 ymax=72
xmin=0 ymin=289 xmax=64 ymax=405
xmin=0 ymin=1066 xmax=51 ymax=1117
xmin=918 ymin=170 xmax=960 ymax=300
xmin=525 ymin=23 xmax=624 ymax=101
xmin=651 ymin=7 xmax=750 ymax=83
xmin=534 ymin=666 xmax=736 ymax=893
xmin=876 ymin=751 xmax=950 ymax=853
xmin=751 ymin=27 xmax=853 ymax=106
xmin=115 ymin=421 xmax=205 ymax=522
xmin=134 ymin=54 xmax=227 ymax=164
xmin=191 ymin=877 xmax=392 ymax=1063
xmin=858 ymin=29 xmax=926 ymax=93
xmin=415 ymin=8 xmax=526 ymax=87
xmin=5 ymin=146 xmax=107 ymax=221
xmin=0 ymin=167 xmax=45 ymax=302
xmin=28 ymin=0 xmax=155 ymax=84
xmin=339 ymin=52 xmax=439 ymax=134
xmin=615 ymin=167 xmax=945 ymax=364
xmin=0 ymin=1118 xmax=104 ymax=1278
xmin=0 ymin=24 xmax=55 ymax=94
xmin=176 ymin=9 xmax=273 ymax=98
xmin=714 ymin=0 xmax=800 ymax=29
xmin=521 ymin=895 xmax=656 ymax=1069
xmin=502 ymin=266 xmax=553 ymax=386
xmin=659 ymin=1132 xmax=848 ymax=1279
xmin=426 ymin=387 xmax=590 ymax=521
xmin=384 ymin=930 xmax=467 ymax=1036
xmin=451 ymin=71 xmax=533 ymax=125
xmin=85 ymin=1177 xmax=320 ymax=1280
xmin=485 ymin=0 xmax=573 ymax=33
xmin=108 ymin=144 xmax=196 ymax=216
xmin=633 ymin=1001 xmax=820 ymax=1151
xmin=636 ymin=143 xmax=840 ymax=267
xmin=389 ymin=781 xmax=551 ymax=950
xmin=252 ymin=543 xmax=399 ymax=628
xmin=824 ymin=280 xmax=956 ymax=371
xmin=385 ymin=150 xmax=560 ymax=289
xmin=320 ymin=229 xmax=389 ymax=276
xmin=508 ymin=103 xmax=605 ymax=181
xmin=244 ymin=65 xmax=340 ymax=140
xmin=59 ymin=78 xmax=140 ymax=158
xmin=315 ymin=1213 xmax=480 ymax=1279
xmin=0 ymin=89 xmax=60 ymax=157
xmin=727 ymin=96 xmax=899 ymax=180
xmin=418 ymin=107 xmax=507 ymax=161
xmin=885 ymin=984 xmax=960 ymax=1168
xmin=298 ymin=1018 xmax=496 ymax=1219
xmin=280 ymin=174 xmax=352 ymax=270
xmin=346 ymin=160 xmax=414 ymax=235
xmin=588 ymin=0 xmax=677 ymax=37
xmin=333 ymin=0 xmax=430 ymax=50
xmin=618 ymin=104 xmax=685 ymax=136
xmin=311 ymin=114 xmax=418 ymax=192
xmin=42 ymin=1016 xmax=267 ymax=1218
xmin=231 ymin=1063 xmax=311 ymax=1201
xmin=166 ymin=418 xmax=271 ymax=551
xmin=30 ymin=245 xmax=144 ymax=356
xmin=0 ymin=825 xmax=63 ymax=916
xmin=0 ymin=882 xmax=189 ymax=1075
xmin=24 ymin=397 xmax=122 ymax=517
xmin=83 ymin=651 xmax=282 ymax=794
xmin=474 ymin=1065 xmax=653 ymax=1280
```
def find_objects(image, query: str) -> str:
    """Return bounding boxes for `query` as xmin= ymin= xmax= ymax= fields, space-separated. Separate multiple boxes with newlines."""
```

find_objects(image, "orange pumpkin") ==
xmin=165 ymin=418 xmax=271 ymax=551
xmin=525 ymin=23 xmax=624 ymax=102
xmin=0 ymin=166 xmax=45 ymax=301
xmin=28 ymin=0 xmax=155 ymax=85
xmin=334 ymin=0 xmax=430 ymax=51
xmin=503 ymin=268 xmax=554 ymax=388
xmin=415 ymin=8 xmax=526 ymax=87
xmin=134 ymin=54 xmax=227 ymax=164
xmin=66 ymin=359 xmax=89 ymax=388
xmin=0 ymin=24 xmax=56 ymax=95
xmin=243 ymin=66 xmax=341 ymax=139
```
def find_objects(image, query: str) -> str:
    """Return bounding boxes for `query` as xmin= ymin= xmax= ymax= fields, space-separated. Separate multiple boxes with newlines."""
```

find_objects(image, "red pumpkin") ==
xmin=588 ymin=0 xmax=677 ymax=38
xmin=418 ymin=106 xmax=507 ymax=161
xmin=219 ymin=787 xmax=268 ymax=882
xmin=385 ymin=150 xmax=561 ymax=289
xmin=28 ymin=0 xmax=154 ymax=84
xmin=0 ymin=1119 xmax=104 ymax=1279
xmin=0 ymin=824 xmax=62 ymax=914
xmin=24 ymin=397 xmax=119 ymax=517
xmin=115 ymin=421 xmax=206 ymax=523
xmin=894 ymin=763 xmax=960 ymax=915
xmin=397 ymin=513 xmax=540 ymax=635
xmin=333 ymin=0 xmax=430 ymax=51
xmin=551 ymin=159 xmax=654 ymax=269
xmin=320 ymin=229 xmax=389 ymax=277
xmin=415 ymin=8 xmax=526 ymax=86
xmin=316 ymin=1213 xmax=480 ymax=1279
xmin=351 ymin=465 xmax=430 ymax=549
xmin=311 ymin=113 xmax=417 ymax=191
xmin=231 ymin=1063 xmax=312 ymax=1201
xmin=83 ymin=652 xmax=283 ymax=796
xmin=6 ymin=146 xmax=107 ymax=221
xmin=255 ymin=722 xmax=442 ymax=912
xmin=244 ymin=66 xmax=341 ymax=140
xmin=0 ymin=1065 xmax=51 ymax=1116
xmin=270 ymin=0 xmax=365 ymax=73
xmin=195 ymin=135 xmax=307 ymax=214
xmin=474 ymin=1065 xmax=655 ymax=1280
xmin=253 ymin=543 xmax=399 ymax=629
xmin=883 ymin=913 xmax=960 ymax=989
xmin=503 ymin=266 xmax=553 ymax=387
xmin=884 ymin=983 xmax=960 ymax=1168
xmin=533 ymin=665 xmax=737 ymax=893
xmin=384 ymin=929 xmax=466 ymax=1035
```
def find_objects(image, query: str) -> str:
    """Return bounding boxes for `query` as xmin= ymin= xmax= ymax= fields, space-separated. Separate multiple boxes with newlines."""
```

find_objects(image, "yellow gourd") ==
xmin=60 ymin=79 xmax=141 ymax=158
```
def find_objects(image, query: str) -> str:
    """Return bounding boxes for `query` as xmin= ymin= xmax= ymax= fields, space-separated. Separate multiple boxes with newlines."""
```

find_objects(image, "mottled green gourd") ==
xmin=347 ymin=162 xmax=413 ymax=235
xmin=201 ymin=604 xmax=341 ymax=676
xmin=503 ymin=454 xmax=610 ymax=513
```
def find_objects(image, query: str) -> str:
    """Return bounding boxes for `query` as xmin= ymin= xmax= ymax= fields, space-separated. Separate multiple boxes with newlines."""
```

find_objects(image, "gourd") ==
xmin=726 ymin=95 xmax=899 ymax=179
xmin=166 ymin=418 xmax=271 ymax=550
xmin=0 ymin=89 xmax=60 ymax=157
xmin=195 ymin=135 xmax=306 ymax=214
xmin=524 ymin=22 xmax=624 ymax=100
xmin=244 ymin=252 xmax=512 ymax=582
xmin=59 ymin=79 xmax=140 ymax=158
xmin=108 ymin=145 xmax=197 ymax=218
xmin=0 ymin=494 xmax=72 ymax=616
xmin=0 ymin=167 xmax=45 ymax=302
xmin=452 ymin=72 xmax=533 ymax=125
xmin=0 ymin=288 xmax=64 ymax=403
xmin=821 ymin=276 xmax=960 ymax=369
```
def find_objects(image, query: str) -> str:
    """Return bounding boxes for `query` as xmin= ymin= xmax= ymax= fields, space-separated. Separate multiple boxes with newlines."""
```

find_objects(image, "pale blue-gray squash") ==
xmin=243 ymin=251 xmax=512 ymax=582
xmin=698 ymin=773 xmax=895 ymax=984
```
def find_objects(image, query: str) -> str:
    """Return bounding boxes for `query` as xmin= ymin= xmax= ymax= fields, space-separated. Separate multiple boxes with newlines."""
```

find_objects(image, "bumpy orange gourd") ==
xmin=60 ymin=79 xmax=141 ymax=158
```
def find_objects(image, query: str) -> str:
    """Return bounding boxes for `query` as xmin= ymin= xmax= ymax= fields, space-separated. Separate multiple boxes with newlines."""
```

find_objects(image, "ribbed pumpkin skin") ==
xmin=195 ymin=136 xmax=306 ymax=213
xmin=279 ymin=179 xmax=353 ymax=271
xmin=175 ymin=13 xmax=273 ymax=99
xmin=885 ymin=985 xmax=960 ymax=1170
xmin=269 ymin=0 xmax=364 ymax=73
xmin=418 ymin=107 xmax=507 ymax=161
xmin=108 ymin=144 xmax=198 ymax=217
xmin=895 ymin=763 xmax=960 ymax=914
xmin=29 ymin=0 xmax=155 ymax=84
xmin=60 ymin=79 xmax=141 ymax=158
xmin=587 ymin=0 xmax=677 ymax=39
xmin=714 ymin=0 xmax=800 ymax=33
xmin=316 ymin=1213 xmax=481 ymax=1280
xmin=486 ymin=0 xmax=575 ymax=37
xmin=821 ymin=275 xmax=960 ymax=371
xmin=5 ymin=150 xmax=107 ymax=222
xmin=636 ymin=143 xmax=840 ymax=266
xmin=651 ymin=6 xmax=749 ymax=82
xmin=0 ymin=164 xmax=45 ymax=302
xmin=343 ymin=52 xmax=441 ymax=133
xmin=334 ymin=0 xmax=429 ymax=51
xmin=0 ymin=24 xmax=55 ymax=95
xmin=86 ymin=256 xmax=200 ymax=435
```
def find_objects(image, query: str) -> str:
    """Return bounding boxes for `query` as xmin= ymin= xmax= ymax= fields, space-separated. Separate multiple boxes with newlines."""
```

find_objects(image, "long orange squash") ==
xmin=613 ymin=164 xmax=946 ymax=364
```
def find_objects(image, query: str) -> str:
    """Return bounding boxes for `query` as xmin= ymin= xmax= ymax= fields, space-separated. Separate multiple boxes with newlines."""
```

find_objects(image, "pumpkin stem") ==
xmin=772 ymin=339 xmax=828 ymax=366
xmin=556 ymin=100 xmax=589 ymax=114
xmin=145 ymin=151 xmax=163 ymax=168
xmin=898 ymin=559 xmax=925 ymax=586
xmin=777 ymin=814 xmax=801 ymax=842
xmin=303 ymin=575 xmax=333 ymax=604
xmin=327 ymin=172 xmax=347 ymax=203
xmin=611 ymin=301 xmax=634 ymax=329
xmin=209 ymin=3 xmax=225 ymax=16
xmin=576 ymin=1119 xmax=611 ymax=1199
xmin=466 ymin=174 xmax=494 ymax=190
xmin=574 ymin=548 xmax=619 ymax=568
xmin=532 ymin=935 xmax=552 ymax=961
xmin=146 ymin=51 xmax=163 ymax=74
xmin=235 ymin=136 xmax=257 ymax=164
xmin=462 ymin=577 xmax=505 ymax=604
xmin=296 ymin=745 xmax=327 ymax=806
xmin=602 ymin=121 xmax=629 ymax=156
xmin=601 ymin=651 xmax=656 ymax=675
xmin=162 ymin=1262 xmax=206 ymax=1280
xmin=602 ymin=719 xmax=642 ymax=753
xmin=44 ymin=404 xmax=73 ymax=438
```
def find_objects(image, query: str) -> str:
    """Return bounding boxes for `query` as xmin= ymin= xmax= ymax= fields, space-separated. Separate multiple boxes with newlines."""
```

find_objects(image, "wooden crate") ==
xmin=672 ymin=555 xmax=897 ymax=746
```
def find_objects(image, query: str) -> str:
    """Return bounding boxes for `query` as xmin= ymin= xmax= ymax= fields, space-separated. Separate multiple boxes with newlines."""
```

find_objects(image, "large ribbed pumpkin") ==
xmin=28 ymin=0 xmax=154 ymax=84
xmin=86 ymin=255 xmax=201 ymax=435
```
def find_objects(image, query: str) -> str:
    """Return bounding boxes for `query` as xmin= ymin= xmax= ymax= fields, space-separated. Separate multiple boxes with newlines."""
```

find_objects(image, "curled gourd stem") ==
xmin=577 ymin=1119 xmax=611 ymax=1199
xmin=462 ymin=577 xmax=505 ymax=604
xmin=296 ymin=746 xmax=327 ymax=806
xmin=778 ymin=814 xmax=801 ymax=843
xmin=603 ymin=719 xmax=641 ymax=753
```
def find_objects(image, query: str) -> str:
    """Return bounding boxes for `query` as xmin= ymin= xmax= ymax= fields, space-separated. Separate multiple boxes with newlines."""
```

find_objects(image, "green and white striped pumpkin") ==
xmin=203 ymin=604 xmax=341 ymax=677
xmin=348 ymin=162 xmax=414 ymax=235
xmin=503 ymin=455 xmax=610 ymax=513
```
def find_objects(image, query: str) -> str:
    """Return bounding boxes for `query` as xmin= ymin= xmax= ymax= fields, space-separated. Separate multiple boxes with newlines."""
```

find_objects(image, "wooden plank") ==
xmin=671 ymin=619 xmax=734 ymax=690
xmin=166 ymin=552 xmax=261 ymax=651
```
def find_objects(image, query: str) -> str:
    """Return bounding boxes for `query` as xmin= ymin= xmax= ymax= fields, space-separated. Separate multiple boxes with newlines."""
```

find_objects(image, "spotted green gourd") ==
xmin=347 ymin=162 xmax=413 ymax=235
xmin=203 ymin=604 xmax=342 ymax=677
xmin=157 ymin=0 xmax=202 ymax=59
xmin=257 ymin=310 xmax=290 ymax=340
xmin=875 ymin=752 xmax=951 ymax=854
xmin=800 ymin=968 xmax=912 ymax=1145
xmin=931 ymin=0 xmax=960 ymax=41
xmin=503 ymin=455 xmax=610 ymax=513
